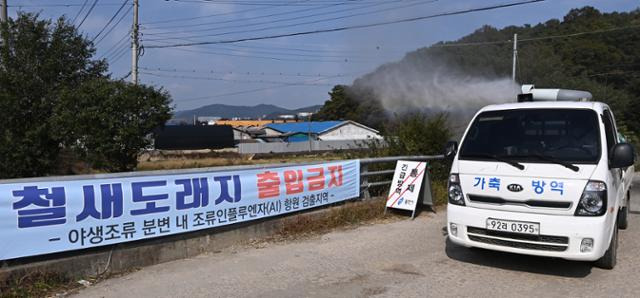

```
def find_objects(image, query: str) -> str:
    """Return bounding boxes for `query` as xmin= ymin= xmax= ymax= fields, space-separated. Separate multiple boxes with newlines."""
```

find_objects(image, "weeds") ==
xmin=0 ymin=271 xmax=75 ymax=298
xmin=136 ymin=152 xmax=347 ymax=171
xmin=278 ymin=199 xmax=395 ymax=239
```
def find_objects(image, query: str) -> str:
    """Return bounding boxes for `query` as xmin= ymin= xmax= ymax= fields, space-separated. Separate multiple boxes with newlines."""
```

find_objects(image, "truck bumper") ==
xmin=447 ymin=204 xmax=614 ymax=261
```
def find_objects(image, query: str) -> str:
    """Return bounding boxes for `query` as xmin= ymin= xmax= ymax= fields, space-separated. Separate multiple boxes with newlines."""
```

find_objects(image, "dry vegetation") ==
xmin=136 ymin=150 xmax=347 ymax=171
xmin=0 ymin=271 xmax=75 ymax=298
xmin=277 ymin=199 xmax=393 ymax=239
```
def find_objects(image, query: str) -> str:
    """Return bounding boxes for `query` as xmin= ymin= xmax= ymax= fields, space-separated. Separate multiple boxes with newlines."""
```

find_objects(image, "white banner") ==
xmin=0 ymin=160 xmax=360 ymax=260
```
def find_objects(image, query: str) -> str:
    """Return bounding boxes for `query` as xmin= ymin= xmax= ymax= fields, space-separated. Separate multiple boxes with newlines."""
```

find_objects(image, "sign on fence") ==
xmin=0 ymin=160 xmax=360 ymax=260
xmin=386 ymin=161 xmax=427 ymax=218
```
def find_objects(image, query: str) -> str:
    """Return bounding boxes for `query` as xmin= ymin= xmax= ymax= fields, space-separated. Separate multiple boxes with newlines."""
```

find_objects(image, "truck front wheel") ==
xmin=595 ymin=226 xmax=618 ymax=270
xmin=618 ymin=191 xmax=630 ymax=230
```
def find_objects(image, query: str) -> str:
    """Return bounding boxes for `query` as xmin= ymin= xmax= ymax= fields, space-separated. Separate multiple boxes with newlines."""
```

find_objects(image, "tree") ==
xmin=315 ymin=85 xmax=386 ymax=130
xmin=0 ymin=13 xmax=172 ymax=178
xmin=384 ymin=113 xmax=452 ymax=156
xmin=54 ymin=79 xmax=172 ymax=172
xmin=314 ymin=85 xmax=360 ymax=121
xmin=383 ymin=112 xmax=453 ymax=180
xmin=0 ymin=13 xmax=106 ymax=178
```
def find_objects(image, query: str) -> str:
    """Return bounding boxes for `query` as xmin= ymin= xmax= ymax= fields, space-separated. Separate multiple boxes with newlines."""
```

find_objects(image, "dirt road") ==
xmin=74 ymin=175 xmax=640 ymax=297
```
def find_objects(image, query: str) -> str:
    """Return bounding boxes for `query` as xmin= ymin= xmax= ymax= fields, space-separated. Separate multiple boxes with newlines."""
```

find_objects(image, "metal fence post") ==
xmin=361 ymin=163 xmax=370 ymax=199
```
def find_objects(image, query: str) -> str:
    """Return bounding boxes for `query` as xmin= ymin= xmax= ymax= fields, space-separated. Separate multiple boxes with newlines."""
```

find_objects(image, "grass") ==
xmin=431 ymin=179 xmax=448 ymax=206
xmin=0 ymin=271 xmax=76 ymax=298
xmin=278 ymin=199 xmax=391 ymax=238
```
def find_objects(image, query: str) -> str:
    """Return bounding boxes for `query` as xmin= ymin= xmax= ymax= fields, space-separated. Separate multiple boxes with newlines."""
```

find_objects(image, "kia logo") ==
xmin=507 ymin=184 xmax=523 ymax=192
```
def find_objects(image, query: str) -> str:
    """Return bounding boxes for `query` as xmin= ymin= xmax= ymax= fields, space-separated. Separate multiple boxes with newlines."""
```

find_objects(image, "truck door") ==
xmin=602 ymin=109 xmax=623 ymax=209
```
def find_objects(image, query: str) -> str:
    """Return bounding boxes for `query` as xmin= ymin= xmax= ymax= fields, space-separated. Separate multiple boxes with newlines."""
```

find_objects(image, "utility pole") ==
xmin=512 ymin=33 xmax=518 ymax=82
xmin=307 ymin=114 xmax=312 ymax=153
xmin=131 ymin=0 xmax=139 ymax=84
xmin=1 ymin=0 xmax=8 ymax=24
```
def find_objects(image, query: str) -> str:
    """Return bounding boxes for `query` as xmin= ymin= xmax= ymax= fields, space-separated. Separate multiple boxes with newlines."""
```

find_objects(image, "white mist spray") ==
xmin=354 ymin=59 xmax=519 ymax=114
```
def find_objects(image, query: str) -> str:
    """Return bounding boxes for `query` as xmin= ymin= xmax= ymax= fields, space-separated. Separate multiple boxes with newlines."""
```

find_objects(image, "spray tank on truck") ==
xmin=517 ymin=84 xmax=593 ymax=102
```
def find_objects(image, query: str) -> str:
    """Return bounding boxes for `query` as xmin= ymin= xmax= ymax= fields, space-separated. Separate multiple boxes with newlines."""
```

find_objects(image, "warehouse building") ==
xmin=262 ymin=121 xmax=382 ymax=142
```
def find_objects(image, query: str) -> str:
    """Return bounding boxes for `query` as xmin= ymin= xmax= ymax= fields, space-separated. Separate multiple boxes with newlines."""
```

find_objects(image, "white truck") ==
xmin=445 ymin=85 xmax=636 ymax=269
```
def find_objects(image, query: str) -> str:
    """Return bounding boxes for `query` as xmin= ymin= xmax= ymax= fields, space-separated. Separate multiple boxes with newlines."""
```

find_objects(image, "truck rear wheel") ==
xmin=618 ymin=191 xmax=630 ymax=230
xmin=595 ymin=226 xmax=618 ymax=270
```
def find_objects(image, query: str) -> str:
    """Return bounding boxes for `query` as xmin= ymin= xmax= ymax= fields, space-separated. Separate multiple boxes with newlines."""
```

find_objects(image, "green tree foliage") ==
xmin=314 ymin=85 xmax=385 ymax=129
xmin=0 ymin=13 xmax=171 ymax=178
xmin=384 ymin=113 xmax=452 ymax=180
xmin=54 ymin=79 xmax=172 ymax=172
xmin=384 ymin=113 xmax=452 ymax=156
xmin=0 ymin=14 xmax=105 ymax=178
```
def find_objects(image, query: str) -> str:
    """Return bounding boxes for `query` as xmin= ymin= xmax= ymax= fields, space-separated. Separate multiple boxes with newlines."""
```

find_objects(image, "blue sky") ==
xmin=6 ymin=0 xmax=639 ymax=111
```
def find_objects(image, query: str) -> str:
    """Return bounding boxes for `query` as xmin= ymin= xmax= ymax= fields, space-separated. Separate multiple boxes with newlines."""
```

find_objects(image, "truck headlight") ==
xmin=575 ymin=181 xmax=607 ymax=216
xmin=448 ymin=174 xmax=465 ymax=206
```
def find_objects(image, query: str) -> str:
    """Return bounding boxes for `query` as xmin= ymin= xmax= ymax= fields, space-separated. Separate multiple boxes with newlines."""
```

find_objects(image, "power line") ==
xmin=222 ymin=42 xmax=403 ymax=54
xmin=71 ymin=0 xmax=89 ymax=24
xmin=145 ymin=0 xmax=414 ymax=32
xmin=144 ymin=0 xmax=340 ymax=27
xmin=147 ymin=39 xmax=378 ymax=59
xmin=8 ymin=2 xmax=123 ymax=7
xmin=146 ymin=0 xmax=546 ymax=49
xmin=91 ymin=0 xmax=130 ymax=43
xmin=109 ymin=43 xmax=131 ymax=64
xmin=142 ymin=4 xmax=271 ymax=25
xmin=145 ymin=2 xmax=346 ymax=31
xmin=77 ymin=0 xmax=99 ymax=29
xmin=142 ymin=71 xmax=338 ymax=86
xmin=140 ymin=66 xmax=354 ymax=78
xmin=175 ymin=75 xmax=347 ymax=103
xmin=100 ymin=30 xmax=131 ymax=58
xmin=145 ymin=0 xmax=434 ymax=38
xmin=233 ymin=39 xmax=407 ymax=52
xmin=94 ymin=4 xmax=133 ymax=45
xmin=151 ymin=46 xmax=368 ymax=63
xmin=108 ymin=41 xmax=131 ymax=60
xmin=168 ymin=0 xmax=409 ymax=7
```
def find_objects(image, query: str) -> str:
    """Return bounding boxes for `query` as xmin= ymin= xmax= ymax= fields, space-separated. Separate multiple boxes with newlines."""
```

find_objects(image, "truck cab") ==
xmin=445 ymin=86 xmax=636 ymax=269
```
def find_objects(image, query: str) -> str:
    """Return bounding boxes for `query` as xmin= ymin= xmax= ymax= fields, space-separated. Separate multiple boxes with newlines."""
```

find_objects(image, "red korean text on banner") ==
xmin=257 ymin=171 xmax=280 ymax=199
xmin=284 ymin=170 xmax=304 ymax=195
xmin=328 ymin=165 xmax=343 ymax=187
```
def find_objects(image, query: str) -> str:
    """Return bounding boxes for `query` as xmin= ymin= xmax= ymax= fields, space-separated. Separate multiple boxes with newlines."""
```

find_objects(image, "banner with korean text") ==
xmin=0 ymin=160 xmax=360 ymax=260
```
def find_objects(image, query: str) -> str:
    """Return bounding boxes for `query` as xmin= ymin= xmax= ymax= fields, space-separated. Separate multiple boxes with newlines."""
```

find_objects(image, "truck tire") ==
xmin=618 ymin=192 xmax=630 ymax=230
xmin=595 ymin=226 xmax=618 ymax=270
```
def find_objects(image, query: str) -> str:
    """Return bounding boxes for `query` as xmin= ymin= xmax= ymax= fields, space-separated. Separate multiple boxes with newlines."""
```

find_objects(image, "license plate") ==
xmin=486 ymin=218 xmax=540 ymax=235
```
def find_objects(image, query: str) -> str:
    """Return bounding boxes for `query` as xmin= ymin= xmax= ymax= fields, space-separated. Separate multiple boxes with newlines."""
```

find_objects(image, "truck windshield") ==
xmin=459 ymin=109 xmax=601 ymax=164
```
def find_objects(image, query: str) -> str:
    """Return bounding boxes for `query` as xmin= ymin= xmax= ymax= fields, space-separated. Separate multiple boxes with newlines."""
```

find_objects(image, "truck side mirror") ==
xmin=444 ymin=141 xmax=458 ymax=160
xmin=609 ymin=143 xmax=635 ymax=169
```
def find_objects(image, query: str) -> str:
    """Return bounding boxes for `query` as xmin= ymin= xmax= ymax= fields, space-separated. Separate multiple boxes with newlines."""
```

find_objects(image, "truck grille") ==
xmin=468 ymin=195 xmax=571 ymax=209
xmin=466 ymin=226 xmax=569 ymax=252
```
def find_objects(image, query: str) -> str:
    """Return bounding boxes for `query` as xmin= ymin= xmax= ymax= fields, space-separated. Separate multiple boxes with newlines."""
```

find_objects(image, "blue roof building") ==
xmin=262 ymin=120 xmax=382 ymax=142
xmin=264 ymin=121 xmax=343 ymax=135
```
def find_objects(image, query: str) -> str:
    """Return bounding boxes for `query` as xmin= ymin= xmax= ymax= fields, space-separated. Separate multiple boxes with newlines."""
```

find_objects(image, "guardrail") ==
xmin=359 ymin=155 xmax=445 ymax=199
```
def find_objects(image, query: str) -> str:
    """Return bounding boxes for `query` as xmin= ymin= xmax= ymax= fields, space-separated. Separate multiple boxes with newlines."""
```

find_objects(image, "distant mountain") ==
xmin=171 ymin=103 xmax=323 ymax=123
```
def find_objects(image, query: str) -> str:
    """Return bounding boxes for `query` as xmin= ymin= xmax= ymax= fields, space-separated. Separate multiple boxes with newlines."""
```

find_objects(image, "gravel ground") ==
xmin=73 ymin=174 xmax=640 ymax=298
